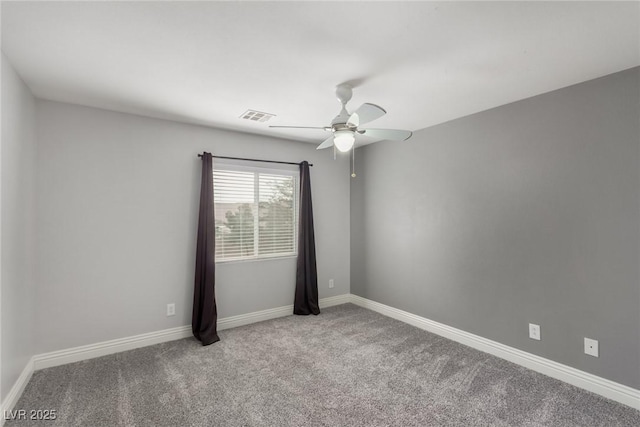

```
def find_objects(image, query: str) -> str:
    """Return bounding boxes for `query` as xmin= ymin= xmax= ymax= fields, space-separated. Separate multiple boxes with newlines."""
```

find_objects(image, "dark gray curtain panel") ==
xmin=192 ymin=152 xmax=220 ymax=345
xmin=294 ymin=161 xmax=320 ymax=315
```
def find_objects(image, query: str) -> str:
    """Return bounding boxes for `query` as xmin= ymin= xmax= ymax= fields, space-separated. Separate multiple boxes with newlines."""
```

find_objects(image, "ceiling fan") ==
xmin=269 ymin=84 xmax=412 ymax=153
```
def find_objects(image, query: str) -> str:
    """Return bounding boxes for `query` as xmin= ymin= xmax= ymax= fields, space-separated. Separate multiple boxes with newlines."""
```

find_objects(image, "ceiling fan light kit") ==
xmin=333 ymin=130 xmax=355 ymax=152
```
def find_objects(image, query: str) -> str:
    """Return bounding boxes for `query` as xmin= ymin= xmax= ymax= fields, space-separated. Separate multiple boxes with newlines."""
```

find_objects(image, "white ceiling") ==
xmin=2 ymin=1 xmax=639 ymax=144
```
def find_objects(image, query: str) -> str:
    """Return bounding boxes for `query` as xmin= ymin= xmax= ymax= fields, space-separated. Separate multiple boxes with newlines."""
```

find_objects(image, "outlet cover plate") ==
xmin=167 ymin=303 xmax=176 ymax=316
xmin=584 ymin=337 xmax=599 ymax=357
xmin=529 ymin=323 xmax=541 ymax=340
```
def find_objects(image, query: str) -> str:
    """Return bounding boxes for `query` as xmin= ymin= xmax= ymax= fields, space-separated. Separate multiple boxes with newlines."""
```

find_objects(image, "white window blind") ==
xmin=213 ymin=164 xmax=297 ymax=262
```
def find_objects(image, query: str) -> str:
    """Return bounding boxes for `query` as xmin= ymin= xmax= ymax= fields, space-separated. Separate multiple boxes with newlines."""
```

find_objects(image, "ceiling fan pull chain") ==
xmin=333 ymin=144 xmax=336 ymax=160
xmin=351 ymin=147 xmax=356 ymax=178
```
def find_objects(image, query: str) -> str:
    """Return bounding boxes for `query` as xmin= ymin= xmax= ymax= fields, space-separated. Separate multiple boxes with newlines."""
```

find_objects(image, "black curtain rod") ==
xmin=197 ymin=154 xmax=312 ymax=167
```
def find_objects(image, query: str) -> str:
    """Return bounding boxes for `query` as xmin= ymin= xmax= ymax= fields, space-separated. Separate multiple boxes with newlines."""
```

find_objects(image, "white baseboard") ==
xmin=319 ymin=293 xmax=353 ymax=308
xmin=218 ymin=294 xmax=350 ymax=331
xmin=33 ymin=325 xmax=193 ymax=371
xmin=33 ymin=293 xmax=350 ymax=371
xmin=0 ymin=357 xmax=34 ymax=427
xmin=348 ymin=294 xmax=640 ymax=410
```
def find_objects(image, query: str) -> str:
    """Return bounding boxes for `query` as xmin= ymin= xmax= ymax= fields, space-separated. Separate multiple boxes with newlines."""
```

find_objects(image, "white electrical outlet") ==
xmin=529 ymin=323 xmax=541 ymax=340
xmin=584 ymin=337 xmax=599 ymax=357
xmin=166 ymin=303 xmax=175 ymax=316
xmin=329 ymin=279 xmax=334 ymax=289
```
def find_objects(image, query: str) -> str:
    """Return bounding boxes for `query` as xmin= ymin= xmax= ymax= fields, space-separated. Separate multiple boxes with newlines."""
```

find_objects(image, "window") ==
xmin=213 ymin=162 xmax=298 ymax=262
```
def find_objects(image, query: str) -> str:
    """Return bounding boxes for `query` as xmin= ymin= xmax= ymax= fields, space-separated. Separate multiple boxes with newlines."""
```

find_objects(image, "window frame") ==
xmin=213 ymin=159 xmax=299 ymax=264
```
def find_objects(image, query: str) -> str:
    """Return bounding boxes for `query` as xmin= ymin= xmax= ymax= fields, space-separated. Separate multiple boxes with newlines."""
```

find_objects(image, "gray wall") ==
xmin=1 ymin=53 xmax=37 ymax=402
xmin=351 ymin=67 xmax=640 ymax=388
xmin=35 ymin=100 xmax=350 ymax=354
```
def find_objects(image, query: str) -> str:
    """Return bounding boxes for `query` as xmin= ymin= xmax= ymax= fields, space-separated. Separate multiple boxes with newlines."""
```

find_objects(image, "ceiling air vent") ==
xmin=240 ymin=110 xmax=276 ymax=123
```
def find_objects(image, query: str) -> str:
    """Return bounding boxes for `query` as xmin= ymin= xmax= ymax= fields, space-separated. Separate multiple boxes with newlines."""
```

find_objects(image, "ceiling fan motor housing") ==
xmin=335 ymin=84 xmax=353 ymax=105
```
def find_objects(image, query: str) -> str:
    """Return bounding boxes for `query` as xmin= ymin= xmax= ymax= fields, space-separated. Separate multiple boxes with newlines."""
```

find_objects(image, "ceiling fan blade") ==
xmin=359 ymin=128 xmax=412 ymax=141
xmin=346 ymin=112 xmax=359 ymax=127
xmin=352 ymin=103 xmax=386 ymax=125
xmin=269 ymin=125 xmax=330 ymax=130
xmin=316 ymin=135 xmax=335 ymax=150
xmin=354 ymin=134 xmax=377 ymax=147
